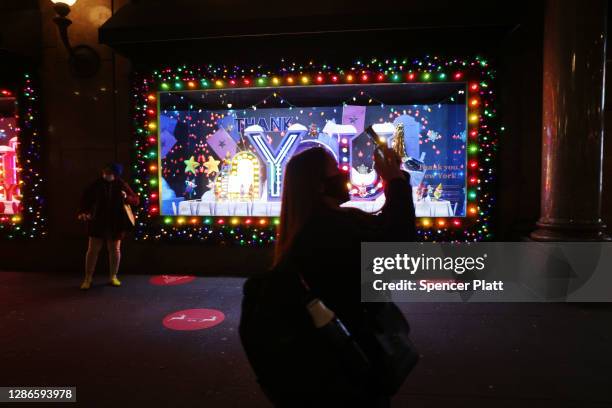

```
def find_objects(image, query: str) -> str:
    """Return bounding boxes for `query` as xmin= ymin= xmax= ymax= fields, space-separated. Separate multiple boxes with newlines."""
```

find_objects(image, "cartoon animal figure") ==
xmin=185 ymin=179 xmax=197 ymax=198
xmin=426 ymin=185 xmax=434 ymax=201
xmin=308 ymin=123 xmax=318 ymax=138
xmin=416 ymin=182 xmax=427 ymax=201
xmin=351 ymin=165 xmax=377 ymax=198
xmin=433 ymin=183 xmax=443 ymax=201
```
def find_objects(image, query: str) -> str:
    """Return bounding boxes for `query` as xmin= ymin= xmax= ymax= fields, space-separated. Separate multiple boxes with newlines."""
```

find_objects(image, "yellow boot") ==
xmin=109 ymin=276 xmax=122 ymax=287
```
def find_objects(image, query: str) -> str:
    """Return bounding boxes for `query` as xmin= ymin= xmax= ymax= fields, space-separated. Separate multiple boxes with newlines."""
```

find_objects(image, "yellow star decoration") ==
xmin=184 ymin=156 xmax=200 ymax=174
xmin=204 ymin=156 xmax=221 ymax=174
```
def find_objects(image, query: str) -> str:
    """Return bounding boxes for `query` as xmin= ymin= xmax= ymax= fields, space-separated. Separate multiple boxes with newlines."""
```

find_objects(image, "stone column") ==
xmin=531 ymin=0 xmax=610 ymax=241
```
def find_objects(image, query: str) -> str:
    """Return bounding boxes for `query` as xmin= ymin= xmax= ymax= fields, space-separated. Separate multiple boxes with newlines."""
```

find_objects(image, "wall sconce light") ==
xmin=51 ymin=0 xmax=101 ymax=78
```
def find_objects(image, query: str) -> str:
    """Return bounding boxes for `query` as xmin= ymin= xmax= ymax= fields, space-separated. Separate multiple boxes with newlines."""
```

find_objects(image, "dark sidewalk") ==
xmin=1 ymin=271 xmax=611 ymax=407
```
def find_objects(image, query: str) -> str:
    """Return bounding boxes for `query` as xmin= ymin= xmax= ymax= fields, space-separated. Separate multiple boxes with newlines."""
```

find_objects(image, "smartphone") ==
xmin=364 ymin=126 xmax=386 ymax=159
xmin=405 ymin=156 xmax=424 ymax=171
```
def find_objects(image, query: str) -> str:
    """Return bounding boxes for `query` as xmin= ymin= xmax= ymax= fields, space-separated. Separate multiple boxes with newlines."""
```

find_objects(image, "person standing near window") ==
xmin=240 ymin=146 xmax=416 ymax=407
xmin=77 ymin=163 xmax=140 ymax=290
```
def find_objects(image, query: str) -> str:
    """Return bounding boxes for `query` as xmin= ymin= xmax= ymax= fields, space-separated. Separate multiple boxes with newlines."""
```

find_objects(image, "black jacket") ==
xmin=240 ymin=177 xmax=415 ymax=407
xmin=291 ymin=177 xmax=416 ymax=333
xmin=79 ymin=178 xmax=140 ymax=240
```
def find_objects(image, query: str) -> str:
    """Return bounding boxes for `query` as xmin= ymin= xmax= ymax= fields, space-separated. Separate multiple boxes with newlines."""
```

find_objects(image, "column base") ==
xmin=530 ymin=219 xmax=611 ymax=241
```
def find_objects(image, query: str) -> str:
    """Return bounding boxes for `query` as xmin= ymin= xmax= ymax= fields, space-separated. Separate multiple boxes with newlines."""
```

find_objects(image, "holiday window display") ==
xmin=0 ymin=74 xmax=45 ymax=239
xmin=133 ymin=57 xmax=497 ymax=244
xmin=0 ymin=115 xmax=20 ymax=215
xmin=159 ymin=92 xmax=466 ymax=218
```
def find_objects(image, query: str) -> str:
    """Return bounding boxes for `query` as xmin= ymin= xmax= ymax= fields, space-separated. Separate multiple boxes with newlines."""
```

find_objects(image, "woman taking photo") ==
xmin=77 ymin=163 xmax=139 ymax=290
xmin=241 ymin=145 xmax=416 ymax=407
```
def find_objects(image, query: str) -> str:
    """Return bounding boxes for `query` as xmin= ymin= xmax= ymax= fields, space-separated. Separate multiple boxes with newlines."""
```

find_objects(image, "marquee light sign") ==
xmin=244 ymin=123 xmax=306 ymax=199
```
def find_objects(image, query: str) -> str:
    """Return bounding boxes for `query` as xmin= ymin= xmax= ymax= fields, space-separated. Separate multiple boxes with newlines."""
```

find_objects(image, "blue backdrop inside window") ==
xmin=158 ymin=86 xmax=466 ymax=218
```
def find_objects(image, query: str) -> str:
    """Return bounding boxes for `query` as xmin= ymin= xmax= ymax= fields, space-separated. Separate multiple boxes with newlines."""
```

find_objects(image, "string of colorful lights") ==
xmin=132 ymin=56 xmax=498 ymax=245
xmin=0 ymin=73 xmax=46 ymax=239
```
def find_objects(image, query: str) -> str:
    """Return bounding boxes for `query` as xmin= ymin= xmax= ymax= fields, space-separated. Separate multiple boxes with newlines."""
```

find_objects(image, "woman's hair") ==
xmin=274 ymin=147 xmax=333 ymax=266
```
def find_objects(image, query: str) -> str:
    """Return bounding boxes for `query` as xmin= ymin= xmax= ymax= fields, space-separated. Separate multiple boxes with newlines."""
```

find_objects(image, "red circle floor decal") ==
xmin=150 ymin=275 xmax=197 ymax=286
xmin=163 ymin=309 xmax=225 ymax=331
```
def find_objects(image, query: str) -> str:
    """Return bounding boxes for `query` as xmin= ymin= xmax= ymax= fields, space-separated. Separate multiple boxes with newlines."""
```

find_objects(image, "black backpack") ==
xmin=239 ymin=266 xmax=419 ymax=401
xmin=239 ymin=269 xmax=328 ymax=404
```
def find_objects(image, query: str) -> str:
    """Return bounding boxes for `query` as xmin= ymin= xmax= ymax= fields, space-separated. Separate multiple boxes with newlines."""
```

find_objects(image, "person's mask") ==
xmin=102 ymin=174 xmax=115 ymax=182
xmin=322 ymin=172 xmax=351 ymax=204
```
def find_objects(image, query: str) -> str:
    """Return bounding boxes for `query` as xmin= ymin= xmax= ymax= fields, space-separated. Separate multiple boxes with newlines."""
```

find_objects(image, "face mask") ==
xmin=322 ymin=173 xmax=350 ymax=204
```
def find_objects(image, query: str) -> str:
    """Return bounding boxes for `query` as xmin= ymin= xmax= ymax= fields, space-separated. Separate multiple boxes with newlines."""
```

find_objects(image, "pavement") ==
xmin=1 ymin=271 xmax=611 ymax=408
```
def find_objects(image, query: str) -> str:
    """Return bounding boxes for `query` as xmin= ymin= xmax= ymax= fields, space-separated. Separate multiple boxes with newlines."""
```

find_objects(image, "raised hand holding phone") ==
xmin=374 ymin=145 xmax=405 ymax=182
xmin=365 ymin=126 xmax=405 ymax=182
xmin=365 ymin=125 xmax=387 ymax=158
